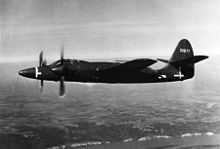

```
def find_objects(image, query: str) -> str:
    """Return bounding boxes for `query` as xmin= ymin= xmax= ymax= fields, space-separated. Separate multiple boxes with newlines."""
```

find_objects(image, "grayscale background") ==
xmin=0 ymin=0 xmax=220 ymax=148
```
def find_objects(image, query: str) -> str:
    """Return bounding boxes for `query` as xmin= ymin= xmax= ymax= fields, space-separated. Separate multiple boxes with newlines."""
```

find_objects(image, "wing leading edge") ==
xmin=100 ymin=58 xmax=157 ymax=73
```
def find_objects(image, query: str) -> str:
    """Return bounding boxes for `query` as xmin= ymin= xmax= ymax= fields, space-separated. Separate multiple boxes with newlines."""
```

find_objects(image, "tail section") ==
xmin=157 ymin=39 xmax=195 ymax=64
xmin=170 ymin=39 xmax=194 ymax=62
xmin=158 ymin=39 xmax=208 ymax=81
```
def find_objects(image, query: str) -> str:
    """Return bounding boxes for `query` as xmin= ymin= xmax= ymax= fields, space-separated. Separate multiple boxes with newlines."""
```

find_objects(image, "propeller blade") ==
xmin=59 ymin=76 xmax=65 ymax=97
xmin=39 ymin=51 xmax=43 ymax=66
xmin=40 ymin=79 xmax=44 ymax=93
xmin=61 ymin=45 xmax=64 ymax=65
xmin=43 ymin=59 xmax=47 ymax=66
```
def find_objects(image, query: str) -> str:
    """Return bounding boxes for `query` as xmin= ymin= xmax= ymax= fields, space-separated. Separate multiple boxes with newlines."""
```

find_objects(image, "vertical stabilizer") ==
xmin=170 ymin=39 xmax=194 ymax=62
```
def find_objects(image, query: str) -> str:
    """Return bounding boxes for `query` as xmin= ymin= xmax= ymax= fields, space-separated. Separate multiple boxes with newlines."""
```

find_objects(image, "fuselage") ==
xmin=19 ymin=59 xmax=187 ymax=84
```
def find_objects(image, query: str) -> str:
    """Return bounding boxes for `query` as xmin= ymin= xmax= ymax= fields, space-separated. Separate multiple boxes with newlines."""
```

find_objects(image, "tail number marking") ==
xmin=180 ymin=48 xmax=190 ymax=53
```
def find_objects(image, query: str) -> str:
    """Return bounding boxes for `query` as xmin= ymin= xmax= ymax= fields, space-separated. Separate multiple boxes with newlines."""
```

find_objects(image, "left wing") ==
xmin=100 ymin=58 xmax=157 ymax=73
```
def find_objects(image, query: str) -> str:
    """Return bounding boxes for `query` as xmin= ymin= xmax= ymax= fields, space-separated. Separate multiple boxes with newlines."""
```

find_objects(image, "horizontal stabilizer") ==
xmin=102 ymin=58 xmax=157 ymax=72
xmin=158 ymin=55 xmax=208 ymax=66
xmin=170 ymin=55 xmax=208 ymax=66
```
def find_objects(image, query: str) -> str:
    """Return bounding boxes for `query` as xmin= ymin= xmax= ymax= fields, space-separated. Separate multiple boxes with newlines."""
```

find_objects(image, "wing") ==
xmin=100 ymin=58 xmax=157 ymax=73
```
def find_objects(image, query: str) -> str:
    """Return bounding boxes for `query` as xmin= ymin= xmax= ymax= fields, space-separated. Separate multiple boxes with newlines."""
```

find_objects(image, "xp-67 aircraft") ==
xmin=19 ymin=39 xmax=208 ymax=97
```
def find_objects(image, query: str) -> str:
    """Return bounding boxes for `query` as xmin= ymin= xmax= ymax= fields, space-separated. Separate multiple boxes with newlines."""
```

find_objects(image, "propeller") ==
xmin=39 ymin=51 xmax=45 ymax=93
xmin=40 ymin=79 xmax=44 ymax=93
xmin=39 ymin=47 xmax=66 ymax=97
xmin=59 ymin=46 xmax=66 ymax=97
xmin=60 ymin=76 xmax=65 ymax=97
xmin=61 ymin=45 xmax=64 ymax=65
xmin=50 ymin=46 xmax=66 ymax=97
xmin=39 ymin=51 xmax=47 ymax=66
xmin=39 ymin=51 xmax=43 ymax=67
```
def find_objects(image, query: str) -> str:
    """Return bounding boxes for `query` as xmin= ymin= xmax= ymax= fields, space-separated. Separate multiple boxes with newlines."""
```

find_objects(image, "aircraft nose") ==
xmin=18 ymin=67 xmax=35 ymax=78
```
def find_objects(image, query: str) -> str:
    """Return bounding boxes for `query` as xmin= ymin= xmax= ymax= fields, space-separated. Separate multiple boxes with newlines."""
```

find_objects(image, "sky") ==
xmin=0 ymin=0 xmax=220 ymax=62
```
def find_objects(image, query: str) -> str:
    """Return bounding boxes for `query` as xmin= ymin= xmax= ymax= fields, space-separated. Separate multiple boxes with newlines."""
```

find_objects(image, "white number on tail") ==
xmin=180 ymin=48 xmax=190 ymax=53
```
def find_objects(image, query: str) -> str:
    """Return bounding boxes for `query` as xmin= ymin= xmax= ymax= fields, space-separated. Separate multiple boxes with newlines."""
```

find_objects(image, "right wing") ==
xmin=100 ymin=58 xmax=157 ymax=73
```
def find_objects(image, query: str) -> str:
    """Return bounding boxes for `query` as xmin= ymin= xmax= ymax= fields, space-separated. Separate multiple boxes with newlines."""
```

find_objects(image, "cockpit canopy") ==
xmin=50 ymin=59 xmax=79 ymax=67
xmin=50 ymin=60 xmax=62 ymax=67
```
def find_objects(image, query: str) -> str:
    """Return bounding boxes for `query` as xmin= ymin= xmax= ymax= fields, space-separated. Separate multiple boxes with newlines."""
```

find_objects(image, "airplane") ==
xmin=18 ymin=39 xmax=208 ymax=97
